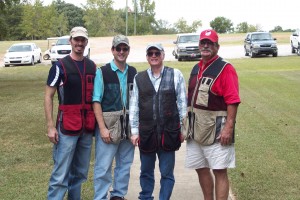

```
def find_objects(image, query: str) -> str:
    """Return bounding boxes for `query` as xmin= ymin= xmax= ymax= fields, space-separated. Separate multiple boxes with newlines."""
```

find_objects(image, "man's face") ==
xmin=199 ymin=39 xmax=219 ymax=60
xmin=146 ymin=48 xmax=164 ymax=67
xmin=112 ymin=43 xmax=130 ymax=63
xmin=70 ymin=37 xmax=88 ymax=55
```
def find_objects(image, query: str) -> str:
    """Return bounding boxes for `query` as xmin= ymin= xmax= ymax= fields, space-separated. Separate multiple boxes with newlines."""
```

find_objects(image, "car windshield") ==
xmin=9 ymin=45 xmax=32 ymax=52
xmin=56 ymin=38 xmax=70 ymax=45
xmin=251 ymin=33 xmax=272 ymax=41
xmin=179 ymin=35 xmax=199 ymax=43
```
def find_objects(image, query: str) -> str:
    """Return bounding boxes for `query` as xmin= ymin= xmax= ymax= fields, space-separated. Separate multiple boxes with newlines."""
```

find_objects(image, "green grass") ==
xmin=0 ymin=55 xmax=300 ymax=199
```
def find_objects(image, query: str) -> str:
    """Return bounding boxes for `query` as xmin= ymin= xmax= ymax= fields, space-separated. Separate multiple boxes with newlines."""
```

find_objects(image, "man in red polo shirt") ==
xmin=185 ymin=29 xmax=240 ymax=200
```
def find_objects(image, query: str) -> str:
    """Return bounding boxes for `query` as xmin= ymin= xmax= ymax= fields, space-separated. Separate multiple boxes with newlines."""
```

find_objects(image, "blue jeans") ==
xmin=47 ymin=129 xmax=93 ymax=200
xmin=139 ymin=149 xmax=175 ymax=200
xmin=94 ymin=127 xmax=135 ymax=200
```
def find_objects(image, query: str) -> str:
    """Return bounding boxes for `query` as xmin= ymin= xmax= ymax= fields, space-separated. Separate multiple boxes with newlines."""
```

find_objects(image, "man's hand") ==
xmin=100 ymin=127 xmax=111 ymax=144
xmin=131 ymin=135 xmax=139 ymax=146
xmin=47 ymin=126 xmax=59 ymax=144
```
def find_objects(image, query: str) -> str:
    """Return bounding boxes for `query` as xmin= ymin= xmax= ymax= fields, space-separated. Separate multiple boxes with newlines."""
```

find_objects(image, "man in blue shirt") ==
xmin=93 ymin=35 xmax=137 ymax=200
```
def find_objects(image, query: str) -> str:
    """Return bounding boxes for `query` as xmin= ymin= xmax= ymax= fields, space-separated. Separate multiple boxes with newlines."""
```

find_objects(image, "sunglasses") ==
xmin=147 ymin=51 xmax=161 ymax=57
xmin=199 ymin=40 xmax=214 ymax=46
xmin=115 ymin=47 xmax=129 ymax=52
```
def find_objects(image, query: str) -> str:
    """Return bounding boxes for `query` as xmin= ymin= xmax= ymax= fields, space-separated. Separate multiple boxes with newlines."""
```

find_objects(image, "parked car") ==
xmin=50 ymin=35 xmax=90 ymax=65
xmin=244 ymin=32 xmax=278 ymax=58
xmin=172 ymin=33 xmax=201 ymax=61
xmin=290 ymin=29 xmax=300 ymax=56
xmin=4 ymin=43 xmax=42 ymax=67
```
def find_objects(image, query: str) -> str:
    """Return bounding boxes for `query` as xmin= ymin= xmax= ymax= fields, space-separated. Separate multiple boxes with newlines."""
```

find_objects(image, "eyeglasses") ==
xmin=147 ymin=51 xmax=161 ymax=57
xmin=199 ymin=40 xmax=214 ymax=46
xmin=115 ymin=47 xmax=129 ymax=52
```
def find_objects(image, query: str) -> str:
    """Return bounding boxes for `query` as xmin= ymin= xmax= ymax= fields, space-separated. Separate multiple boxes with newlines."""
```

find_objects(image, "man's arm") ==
xmin=44 ymin=85 xmax=58 ymax=144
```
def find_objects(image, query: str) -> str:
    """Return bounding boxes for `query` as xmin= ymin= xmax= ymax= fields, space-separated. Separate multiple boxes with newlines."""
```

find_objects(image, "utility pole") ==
xmin=126 ymin=0 xmax=128 ymax=36
xmin=134 ymin=0 xmax=137 ymax=35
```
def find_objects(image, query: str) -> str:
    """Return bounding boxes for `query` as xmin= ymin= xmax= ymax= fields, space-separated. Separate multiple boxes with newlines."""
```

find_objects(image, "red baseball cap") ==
xmin=200 ymin=29 xmax=218 ymax=43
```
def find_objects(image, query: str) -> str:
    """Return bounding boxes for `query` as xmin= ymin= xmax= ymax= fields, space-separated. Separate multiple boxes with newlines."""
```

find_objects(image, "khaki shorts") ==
xmin=185 ymin=139 xmax=235 ymax=169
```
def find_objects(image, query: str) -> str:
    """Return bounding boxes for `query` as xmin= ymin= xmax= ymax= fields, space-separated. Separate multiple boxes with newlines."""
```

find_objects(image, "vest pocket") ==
xmin=161 ymin=126 xmax=181 ymax=151
xmin=62 ymin=109 xmax=82 ymax=131
xmin=85 ymin=110 xmax=96 ymax=132
xmin=85 ymin=75 xmax=94 ymax=103
xmin=139 ymin=124 xmax=158 ymax=153
xmin=195 ymin=78 xmax=212 ymax=107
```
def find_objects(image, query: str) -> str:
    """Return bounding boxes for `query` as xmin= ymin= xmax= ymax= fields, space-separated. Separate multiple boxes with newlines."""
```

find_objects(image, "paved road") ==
xmin=90 ymin=44 xmax=293 ymax=64
xmin=0 ymin=42 xmax=295 ymax=67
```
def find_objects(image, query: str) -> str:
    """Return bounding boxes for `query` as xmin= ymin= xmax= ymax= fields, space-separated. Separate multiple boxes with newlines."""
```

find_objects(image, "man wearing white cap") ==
xmin=185 ymin=29 xmax=240 ymax=200
xmin=45 ymin=26 xmax=96 ymax=200
xmin=129 ymin=43 xmax=187 ymax=200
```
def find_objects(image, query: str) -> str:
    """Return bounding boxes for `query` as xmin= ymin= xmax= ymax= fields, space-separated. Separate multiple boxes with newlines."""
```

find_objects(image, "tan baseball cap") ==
xmin=70 ymin=26 xmax=88 ymax=39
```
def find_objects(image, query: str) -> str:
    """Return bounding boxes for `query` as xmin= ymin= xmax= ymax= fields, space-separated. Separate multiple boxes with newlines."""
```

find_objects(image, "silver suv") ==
xmin=244 ymin=32 xmax=278 ymax=58
xmin=172 ymin=33 xmax=201 ymax=61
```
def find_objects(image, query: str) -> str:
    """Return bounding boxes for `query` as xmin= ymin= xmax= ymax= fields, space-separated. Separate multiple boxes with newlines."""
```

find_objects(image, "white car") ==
xmin=4 ymin=43 xmax=42 ymax=67
xmin=50 ymin=35 xmax=90 ymax=64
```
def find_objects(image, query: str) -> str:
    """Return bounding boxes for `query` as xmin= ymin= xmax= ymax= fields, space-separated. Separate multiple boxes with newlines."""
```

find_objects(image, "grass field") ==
xmin=0 ymin=55 xmax=299 ymax=199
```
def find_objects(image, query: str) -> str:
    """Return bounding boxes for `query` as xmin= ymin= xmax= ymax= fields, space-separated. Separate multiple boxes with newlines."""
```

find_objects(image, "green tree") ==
xmin=0 ymin=0 xmax=19 ymax=11
xmin=210 ymin=16 xmax=233 ymax=33
xmin=53 ymin=0 xmax=84 ymax=31
xmin=236 ymin=22 xmax=249 ymax=33
xmin=84 ymin=0 xmax=121 ymax=36
xmin=134 ymin=0 xmax=156 ymax=35
xmin=20 ymin=1 xmax=46 ymax=40
xmin=270 ymin=26 xmax=283 ymax=32
xmin=0 ymin=3 xmax=23 ymax=40
xmin=248 ymin=24 xmax=257 ymax=32
xmin=173 ymin=18 xmax=202 ymax=33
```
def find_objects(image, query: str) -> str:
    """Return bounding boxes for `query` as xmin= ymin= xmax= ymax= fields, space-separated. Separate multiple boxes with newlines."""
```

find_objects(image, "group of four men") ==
xmin=44 ymin=26 xmax=240 ymax=200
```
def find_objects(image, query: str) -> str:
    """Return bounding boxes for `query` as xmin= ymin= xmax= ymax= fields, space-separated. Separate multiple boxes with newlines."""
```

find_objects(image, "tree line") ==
xmin=0 ymin=0 xmax=295 ymax=41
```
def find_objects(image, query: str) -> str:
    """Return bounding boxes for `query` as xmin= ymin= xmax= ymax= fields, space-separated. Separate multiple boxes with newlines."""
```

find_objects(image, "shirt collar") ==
xmin=110 ymin=60 xmax=128 ymax=73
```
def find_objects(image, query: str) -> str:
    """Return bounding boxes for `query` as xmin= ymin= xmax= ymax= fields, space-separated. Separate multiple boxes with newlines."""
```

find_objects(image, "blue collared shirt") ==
xmin=129 ymin=66 xmax=187 ymax=135
xmin=92 ymin=60 xmax=128 ymax=106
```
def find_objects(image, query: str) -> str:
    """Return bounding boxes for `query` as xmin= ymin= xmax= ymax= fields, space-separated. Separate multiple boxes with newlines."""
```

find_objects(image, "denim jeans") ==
xmin=139 ymin=149 xmax=175 ymax=200
xmin=47 ymin=128 xmax=93 ymax=200
xmin=94 ymin=127 xmax=135 ymax=200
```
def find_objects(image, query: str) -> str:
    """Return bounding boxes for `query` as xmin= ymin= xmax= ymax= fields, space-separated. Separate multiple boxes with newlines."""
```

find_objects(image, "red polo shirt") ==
xmin=197 ymin=55 xmax=241 ymax=105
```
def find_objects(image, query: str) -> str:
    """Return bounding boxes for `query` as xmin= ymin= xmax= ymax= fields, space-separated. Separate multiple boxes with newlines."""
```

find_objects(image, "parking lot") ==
xmin=0 ymin=35 xmax=295 ymax=67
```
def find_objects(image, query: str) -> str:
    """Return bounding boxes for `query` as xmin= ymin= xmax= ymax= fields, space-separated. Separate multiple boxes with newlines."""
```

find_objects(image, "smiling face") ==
xmin=70 ymin=36 xmax=88 ymax=56
xmin=112 ymin=43 xmax=130 ymax=63
xmin=146 ymin=47 xmax=164 ymax=67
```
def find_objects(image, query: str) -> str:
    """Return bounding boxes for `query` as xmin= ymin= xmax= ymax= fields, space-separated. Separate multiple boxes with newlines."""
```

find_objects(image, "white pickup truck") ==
xmin=290 ymin=29 xmax=300 ymax=55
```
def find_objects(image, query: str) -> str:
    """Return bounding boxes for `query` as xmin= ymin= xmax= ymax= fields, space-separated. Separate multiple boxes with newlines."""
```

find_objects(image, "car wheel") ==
xmin=4 ymin=64 xmax=9 ymax=67
xmin=178 ymin=57 xmax=182 ymax=61
xmin=244 ymin=48 xmax=249 ymax=56
xmin=43 ymin=54 xmax=50 ymax=60
xmin=272 ymin=52 xmax=278 ymax=57
xmin=297 ymin=48 xmax=300 ymax=56
xmin=37 ymin=54 xmax=42 ymax=63
xmin=291 ymin=43 xmax=296 ymax=53
xmin=249 ymin=49 xmax=256 ymax=58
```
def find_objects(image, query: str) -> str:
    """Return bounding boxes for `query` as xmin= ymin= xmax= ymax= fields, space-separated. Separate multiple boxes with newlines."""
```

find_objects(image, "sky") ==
xmin=43 ymin=0 xmax=299 ymax=32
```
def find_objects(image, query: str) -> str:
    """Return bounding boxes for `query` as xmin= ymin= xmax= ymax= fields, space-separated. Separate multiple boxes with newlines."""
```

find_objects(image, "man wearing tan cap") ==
xmin=129 ymin=43 xmax=187 ymax=200
xmin=184 ymin=29 xmax=240 ymax=200
xmin=45 ymin=26 xmax=96 ymax=200
xmin=93 ymin=35 xmax=137 ymax=200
